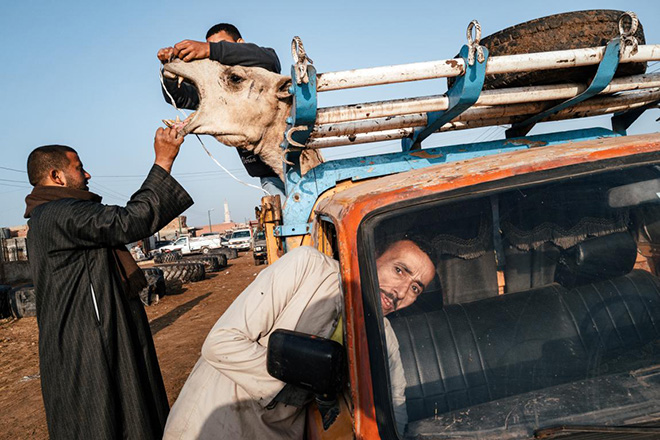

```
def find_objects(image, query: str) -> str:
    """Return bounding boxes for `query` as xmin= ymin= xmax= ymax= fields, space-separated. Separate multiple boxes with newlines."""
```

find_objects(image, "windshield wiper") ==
xmin=535 ymin=425 xmax=660 ymax=439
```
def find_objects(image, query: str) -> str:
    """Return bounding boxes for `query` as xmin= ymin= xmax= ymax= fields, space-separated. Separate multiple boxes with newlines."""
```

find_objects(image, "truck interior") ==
xmin=365 ymin=162 xmax=660 ymax=438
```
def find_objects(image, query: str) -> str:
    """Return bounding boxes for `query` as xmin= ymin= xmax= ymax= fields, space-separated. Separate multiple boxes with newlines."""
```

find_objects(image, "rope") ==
xmin=291 ymin=36 xmax=314 ymax=84
xmin=619 ymin=11 xmax=639 ymax=57
xmin=158 ymin=69 xmax=270 ymax=195
xmin=466 ymin=20 xmax=485 ymax=66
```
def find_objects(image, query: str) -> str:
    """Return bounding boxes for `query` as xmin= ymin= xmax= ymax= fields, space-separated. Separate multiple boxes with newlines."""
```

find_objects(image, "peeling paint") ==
xmin=409 ymin=150 xmax=444 ymax=159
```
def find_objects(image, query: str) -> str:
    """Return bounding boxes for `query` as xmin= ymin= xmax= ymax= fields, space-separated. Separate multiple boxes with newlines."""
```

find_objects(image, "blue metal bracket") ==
xmin=506 ymin=37 xmax=622 ymax=139
xmin=274 ymin=223 xmax=311 ymax=237
xmin=279 ymin=128 xmax=619 ymax=237
xmin=282 ymin=64 xmax=318 ymax=195
xmin=611 ymin=100 xmax=660 ymax=135
xmin=402 ymin=44 xmax=488 ymax=151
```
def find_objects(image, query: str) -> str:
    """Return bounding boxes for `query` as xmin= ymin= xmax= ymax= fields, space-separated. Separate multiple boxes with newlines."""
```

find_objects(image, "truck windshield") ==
xmin=173 ymin=238 xmax=186 ymax=245
xmin=363 ymin=163 xmax=660 ymax=439
xmin=232 ymin=231 xmax=251 ymax=239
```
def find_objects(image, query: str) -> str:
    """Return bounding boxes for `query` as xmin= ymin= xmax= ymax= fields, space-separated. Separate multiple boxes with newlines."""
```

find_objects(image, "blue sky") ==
xmin=1 ymin=0 xmax=659 ymax=228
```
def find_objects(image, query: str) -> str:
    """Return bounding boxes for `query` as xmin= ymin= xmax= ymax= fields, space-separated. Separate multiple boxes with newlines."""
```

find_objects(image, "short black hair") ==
xmin=27 ymin=145 xmax=77 ymax=186
xmin=206 ymin=23 xmax=242 ymax=41
xmin=376 ymin=230 xmax=437 ymax=264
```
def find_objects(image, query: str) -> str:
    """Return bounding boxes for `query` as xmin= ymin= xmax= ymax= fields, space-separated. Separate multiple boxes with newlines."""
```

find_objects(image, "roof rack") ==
xmin=273 ymin=13 xmax=660 ymax=240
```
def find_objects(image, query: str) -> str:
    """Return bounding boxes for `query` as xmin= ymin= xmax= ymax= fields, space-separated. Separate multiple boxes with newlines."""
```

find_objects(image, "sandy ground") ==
xmin=0 ymin=253 xmax=266 ymax=439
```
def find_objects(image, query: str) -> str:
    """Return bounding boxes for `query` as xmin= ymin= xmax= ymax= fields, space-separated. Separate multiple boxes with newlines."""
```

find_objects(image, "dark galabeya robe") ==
xmin=25 ymin=165 xmax=193 ymax=439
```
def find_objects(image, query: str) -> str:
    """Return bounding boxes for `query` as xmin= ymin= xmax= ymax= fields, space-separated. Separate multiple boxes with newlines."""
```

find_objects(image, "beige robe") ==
xmin=163 ymin=246 xmax=407 ymax=439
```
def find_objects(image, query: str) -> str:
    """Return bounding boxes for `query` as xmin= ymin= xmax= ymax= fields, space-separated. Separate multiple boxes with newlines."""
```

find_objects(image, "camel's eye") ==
xmin=229 ymin=74 xmax=244 ymax=84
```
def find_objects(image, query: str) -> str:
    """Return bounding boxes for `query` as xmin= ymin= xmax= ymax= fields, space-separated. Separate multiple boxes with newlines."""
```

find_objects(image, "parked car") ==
xmin=252 ymin=229 xmax=267 ymax=265
xmin=158 ymin=235 xmax=222 ymax=254
xmin=226 ymin=228 xmax=252 ymax=251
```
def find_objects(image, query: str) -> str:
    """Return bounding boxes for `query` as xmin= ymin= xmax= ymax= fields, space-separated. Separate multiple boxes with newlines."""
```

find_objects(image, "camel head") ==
xmin=163 ymin=59 xmax=322 ymax=180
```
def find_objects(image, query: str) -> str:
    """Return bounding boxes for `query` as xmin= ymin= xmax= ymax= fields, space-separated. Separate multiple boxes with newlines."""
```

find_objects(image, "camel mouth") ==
xmin=163 ymin=62 xmax=207 ymax=135
xmin=162 ymin=112 xmax=197 ymax=136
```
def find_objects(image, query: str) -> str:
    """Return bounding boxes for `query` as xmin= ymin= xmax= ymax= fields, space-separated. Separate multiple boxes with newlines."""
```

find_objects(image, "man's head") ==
xmin=376 ymin=236 xmax=436 ymax=316
xmin=206 ymin=23 xmax=244 ymax=44
xmin=27 ymin=145 xmax=90 ymax=190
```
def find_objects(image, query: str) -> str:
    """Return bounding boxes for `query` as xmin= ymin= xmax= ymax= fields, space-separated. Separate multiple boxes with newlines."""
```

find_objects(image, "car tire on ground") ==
xmin=215 ymin=253 xmax=228 ymax=268
xmin=181 ymin=255 xmax=221 ymax=273
xmin=156 ymin=263 xmax=206 ymax=284
xmin=9 ymin=286 xmax=36 ymax=318
xmin=254 ymin=257 xmax=265 ymax=266
xmin=210 ymin=247 xmax=238 ymax=260
xmin=139 ymin=268 xmax=167 ymax=306
xmin=448 ymin=10 xmax=646 ymax=90
xmin=0 ymin=285 xmax=12 ymax=318
xmin=201 ymin=247 xmax=210 ymax=255
xmin=153 ymin=251 xmax=182 ymax=264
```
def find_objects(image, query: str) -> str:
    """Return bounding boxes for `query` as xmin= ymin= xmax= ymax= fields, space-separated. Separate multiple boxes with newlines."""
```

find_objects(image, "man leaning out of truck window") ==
xmin=162 ymin=234 xmax=436 ymax=439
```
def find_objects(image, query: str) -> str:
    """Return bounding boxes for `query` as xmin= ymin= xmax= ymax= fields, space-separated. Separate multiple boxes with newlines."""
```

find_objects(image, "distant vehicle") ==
xmin=252 ymin=229 xmax=267 ymax=265
xmin=226 ymin=228 xmax=252 ymax=251
xmin=154 ymin=240 xmax=173 ymax=249
xmin=158 ymin=235 xmax=222 ymax=254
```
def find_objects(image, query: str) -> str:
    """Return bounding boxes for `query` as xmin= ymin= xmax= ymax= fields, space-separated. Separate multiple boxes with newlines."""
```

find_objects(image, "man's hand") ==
xmin=154 ymin=127 xmax=184 ymax=173
xmin=172 ymin=40 xmax=211 ymax=62
xmin=157 ymin=47 xmax=175 ymax=64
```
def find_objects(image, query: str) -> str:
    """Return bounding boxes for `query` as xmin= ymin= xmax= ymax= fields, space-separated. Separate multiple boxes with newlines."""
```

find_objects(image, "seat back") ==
xmin=390 ymin=270 xmax=660 ymax=423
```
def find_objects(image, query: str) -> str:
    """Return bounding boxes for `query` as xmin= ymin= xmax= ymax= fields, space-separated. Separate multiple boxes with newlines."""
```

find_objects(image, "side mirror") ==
xmin=267 ymin=329 xmax=345 ymax=430
xmin=267 ymin=329 xmax=344 ymax=396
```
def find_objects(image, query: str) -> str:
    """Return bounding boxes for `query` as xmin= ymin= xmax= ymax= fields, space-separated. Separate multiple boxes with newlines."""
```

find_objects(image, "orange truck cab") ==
xmin=261 ymin=11 xmax=660 ymax=440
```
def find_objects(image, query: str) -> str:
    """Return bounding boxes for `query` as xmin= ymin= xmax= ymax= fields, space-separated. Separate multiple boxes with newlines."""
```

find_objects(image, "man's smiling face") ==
xmin=376 ymin=240 xmax=435 ymax=316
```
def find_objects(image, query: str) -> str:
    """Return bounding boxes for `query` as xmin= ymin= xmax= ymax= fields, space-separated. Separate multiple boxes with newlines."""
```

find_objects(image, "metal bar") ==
xmin=404 ymin=44 xmax=488 ymax=150
xmin=506 ymin=37 xmax=621 ymax=138
xmin=316 ymin=44 xmax=660 ymax=92
xmin=312 ymin=88 xmax=660 ymax=138
xmin=305 ymin=89 xmax=660 ymax=148
xmin=315 ymin=72 xmax=660 ymax=125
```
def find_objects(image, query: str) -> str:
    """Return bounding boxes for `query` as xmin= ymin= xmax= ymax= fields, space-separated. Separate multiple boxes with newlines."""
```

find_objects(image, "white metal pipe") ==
xmin=313 ymin=86 xmax=660 ymax=138
xmin=317 ymin=44 xmax=660 ymax=91
xmin=316 ymin=72 xmax=660 ymax=125
xmin=306 ymin=90 xmax=660 ymax=149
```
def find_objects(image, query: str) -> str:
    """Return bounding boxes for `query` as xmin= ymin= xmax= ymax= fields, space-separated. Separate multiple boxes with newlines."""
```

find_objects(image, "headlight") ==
xmin=255 ymin=246 xmax=263 ymax=251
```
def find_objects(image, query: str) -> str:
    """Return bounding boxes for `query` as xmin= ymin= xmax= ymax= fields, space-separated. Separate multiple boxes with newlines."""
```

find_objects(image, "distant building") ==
xmin=158 ymin=216 xmax=189 ymax=240
xmin=196 ymin=222 xmax=238 ymax=236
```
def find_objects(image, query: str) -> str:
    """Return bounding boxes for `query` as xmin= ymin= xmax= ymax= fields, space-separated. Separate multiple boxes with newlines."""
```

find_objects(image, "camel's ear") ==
xmin=276 ymin=77 xmax=292 ymax=100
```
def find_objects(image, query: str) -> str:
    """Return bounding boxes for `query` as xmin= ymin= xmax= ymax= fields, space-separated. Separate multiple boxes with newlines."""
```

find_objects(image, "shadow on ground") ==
xmin=150 ymin=292 xmax=211 ymax=335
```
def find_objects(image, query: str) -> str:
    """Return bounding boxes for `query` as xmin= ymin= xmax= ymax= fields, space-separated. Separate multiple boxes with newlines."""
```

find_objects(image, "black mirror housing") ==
xmin=267 ymin=329 xmax=344 ymax=396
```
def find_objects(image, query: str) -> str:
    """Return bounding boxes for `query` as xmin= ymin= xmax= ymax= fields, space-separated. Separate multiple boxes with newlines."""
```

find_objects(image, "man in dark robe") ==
xmin=24 ymin=127 xmax=193 ymax=439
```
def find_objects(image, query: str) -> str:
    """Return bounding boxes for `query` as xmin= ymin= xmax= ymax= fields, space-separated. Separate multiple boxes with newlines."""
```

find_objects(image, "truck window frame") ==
xmin=356 ymin=151 xmax=660 ymax=439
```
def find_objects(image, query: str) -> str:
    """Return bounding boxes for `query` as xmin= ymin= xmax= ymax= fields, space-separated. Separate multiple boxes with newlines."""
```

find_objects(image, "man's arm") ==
xmin=200 ymin=247 xmax=339 ymax=407
xmin=161 ymin=77 xmax=199 ymax=110
xmin=53 ymin=128 xmax=193 ymax=247
xmin=209 ymin=41 xmax=281 ymax=73
xmin=384 ymin=318 xmax=409 ymax=435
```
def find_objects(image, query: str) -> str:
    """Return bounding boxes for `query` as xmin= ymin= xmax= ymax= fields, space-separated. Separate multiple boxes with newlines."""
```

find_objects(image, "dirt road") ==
xmin=0 ymin=253 xmax=266 ymax=439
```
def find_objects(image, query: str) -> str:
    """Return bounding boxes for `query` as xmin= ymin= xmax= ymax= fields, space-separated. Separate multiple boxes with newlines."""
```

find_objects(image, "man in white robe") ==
xmin=164 ymin=239 xmax=435 ymax=439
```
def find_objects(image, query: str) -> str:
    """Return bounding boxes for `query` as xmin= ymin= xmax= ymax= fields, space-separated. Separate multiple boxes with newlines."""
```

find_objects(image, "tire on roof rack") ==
xmin=156 ymin=263 xmax=206 ymax=284
xmin=449 ymin=10 xmax=646 ymax=90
